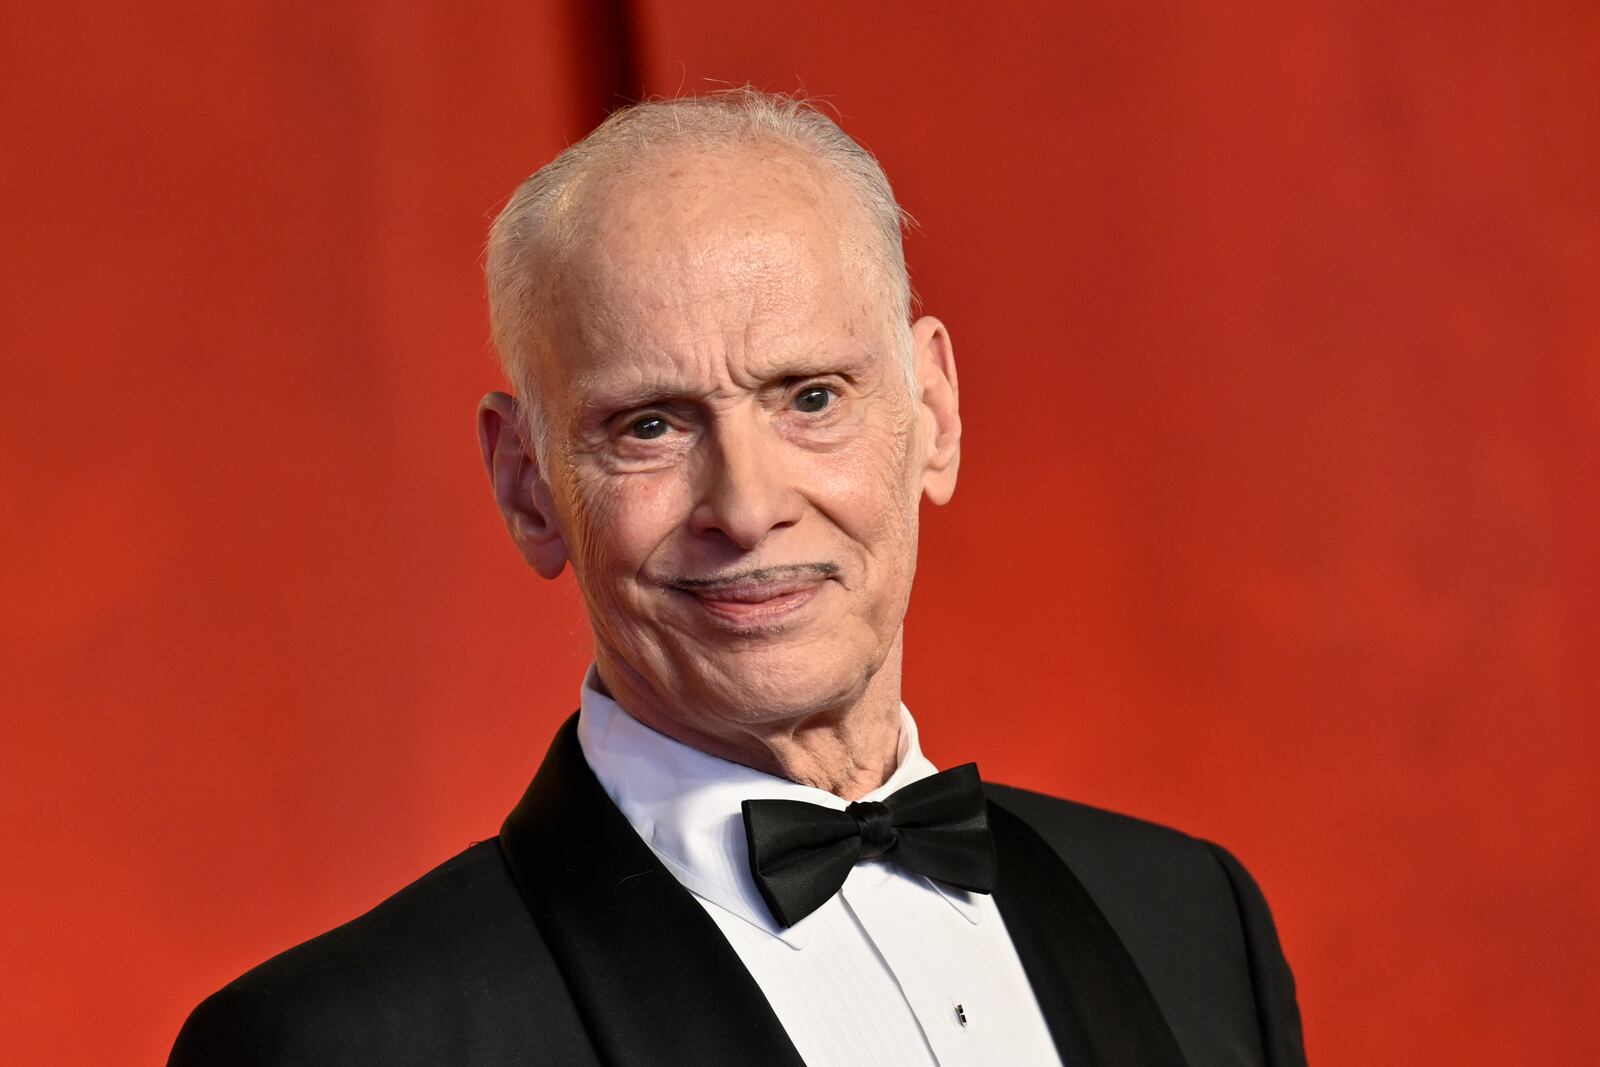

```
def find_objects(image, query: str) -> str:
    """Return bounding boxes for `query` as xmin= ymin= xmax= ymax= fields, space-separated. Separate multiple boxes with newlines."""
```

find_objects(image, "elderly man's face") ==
xmin=483 ymin=148 xmax=959 ymax=739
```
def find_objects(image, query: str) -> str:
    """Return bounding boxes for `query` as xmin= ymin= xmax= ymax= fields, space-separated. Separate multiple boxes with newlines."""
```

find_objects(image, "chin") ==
xmin=686 ymin=637 xmax=881 ymax=724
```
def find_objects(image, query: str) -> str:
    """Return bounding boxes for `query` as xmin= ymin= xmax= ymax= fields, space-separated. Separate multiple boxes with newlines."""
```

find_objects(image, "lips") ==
xmin=688 ymin=578 xmax=819 ymax=603
xmin=668 ymin=576 xmax=825 ymax=628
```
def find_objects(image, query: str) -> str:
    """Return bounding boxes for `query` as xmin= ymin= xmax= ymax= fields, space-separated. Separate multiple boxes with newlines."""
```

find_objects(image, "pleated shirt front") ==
xmin=576 ymin=673 xmax=1062 ymax=1067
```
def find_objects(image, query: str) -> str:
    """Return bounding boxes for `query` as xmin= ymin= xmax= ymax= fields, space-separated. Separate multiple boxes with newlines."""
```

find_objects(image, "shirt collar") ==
xmin=575 ymin=665 xmax=984 ymax=948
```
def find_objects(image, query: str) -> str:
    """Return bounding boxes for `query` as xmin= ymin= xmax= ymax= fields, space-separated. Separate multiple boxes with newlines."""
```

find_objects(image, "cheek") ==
xmin=812 ymin=426 xmax=921 ymax=569
xmin=563 ymin=471 xmax=688 ymax=585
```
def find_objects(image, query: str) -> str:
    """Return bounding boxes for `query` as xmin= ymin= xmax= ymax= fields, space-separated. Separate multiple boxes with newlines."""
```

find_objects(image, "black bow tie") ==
xmin=741 ymin=763 xmax=998 ymax=928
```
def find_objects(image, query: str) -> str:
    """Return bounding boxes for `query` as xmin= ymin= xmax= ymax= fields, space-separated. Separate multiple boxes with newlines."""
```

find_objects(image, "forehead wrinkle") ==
xmin=564 ymin=325 xmax=734 ymax=413
xmin=575 ymin=228 xmax=840 ymax=363
xmin=594 ymin=222 xmax=832 ymax=323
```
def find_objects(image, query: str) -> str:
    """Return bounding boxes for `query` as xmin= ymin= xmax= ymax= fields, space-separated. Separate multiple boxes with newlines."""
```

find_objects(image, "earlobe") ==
xmin=477 ymin=391 xmax=569 ymax=579
xmin=911 ymin=317 xmax=961 ymax=506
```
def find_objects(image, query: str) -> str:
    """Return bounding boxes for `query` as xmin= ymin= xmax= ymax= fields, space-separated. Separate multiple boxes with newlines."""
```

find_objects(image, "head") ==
xmin=479 ymin=90 xmax=961 ymax=754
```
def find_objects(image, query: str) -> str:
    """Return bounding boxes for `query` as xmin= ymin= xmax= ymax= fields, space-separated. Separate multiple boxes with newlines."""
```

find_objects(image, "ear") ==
xmin=911 ymin=316 xmax=961 ymax=505
xmin=477 ymin=391 xmax=569 ymax=579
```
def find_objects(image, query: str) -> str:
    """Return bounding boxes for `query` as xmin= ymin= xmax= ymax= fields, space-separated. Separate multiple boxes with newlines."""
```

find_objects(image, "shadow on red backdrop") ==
xmin=2 ymin=1 xmax=1595 ymax=1063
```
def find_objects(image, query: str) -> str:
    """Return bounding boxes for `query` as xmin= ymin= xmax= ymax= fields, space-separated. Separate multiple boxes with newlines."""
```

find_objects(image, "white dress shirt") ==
xmin=576 ymin=669 xmax=1063 ymax=1067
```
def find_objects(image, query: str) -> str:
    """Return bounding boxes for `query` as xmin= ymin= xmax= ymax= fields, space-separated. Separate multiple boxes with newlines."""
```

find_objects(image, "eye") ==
xmin=793 ymin=386 xmax=833 ymax=414
xmin=628 ymin=415 xmax=670 ymax=440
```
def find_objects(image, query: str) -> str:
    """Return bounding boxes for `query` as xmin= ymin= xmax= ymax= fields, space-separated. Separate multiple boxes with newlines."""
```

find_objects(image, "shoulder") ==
xmin=985 ymin=782 xmax=1208 ymax=859
xmin=985 ymin=782 xmax=1228 ymax=897
xmin=984 ymin=781 xmax=1288 ymax=950
xmin=985 ymin=783 xmax=1307 ymax=1066
xmin=984 ymin=783 xmax=1244 ymax=956
xmin=169 ymin=840 xmax=589 ymax=1065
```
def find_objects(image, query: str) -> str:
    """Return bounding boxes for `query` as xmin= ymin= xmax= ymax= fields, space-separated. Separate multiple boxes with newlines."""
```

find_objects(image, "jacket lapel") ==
xmin=987 ymin=797 xmax=1190 ymax=1067
xmin=499 ymin=715 xmax=806 ymax=1067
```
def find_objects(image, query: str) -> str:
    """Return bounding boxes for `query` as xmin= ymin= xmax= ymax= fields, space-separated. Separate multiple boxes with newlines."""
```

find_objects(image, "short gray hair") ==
xmin=484 ymin=88 xmax=915 ymax=461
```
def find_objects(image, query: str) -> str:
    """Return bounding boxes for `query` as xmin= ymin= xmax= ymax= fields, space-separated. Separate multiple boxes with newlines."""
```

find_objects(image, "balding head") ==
xmin=485 ymin=89 xmax=914 ymax=460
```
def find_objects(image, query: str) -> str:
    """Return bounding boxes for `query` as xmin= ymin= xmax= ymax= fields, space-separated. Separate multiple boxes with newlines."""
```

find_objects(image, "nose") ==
xmin=688 ymin=411 xmax=804 ymax=550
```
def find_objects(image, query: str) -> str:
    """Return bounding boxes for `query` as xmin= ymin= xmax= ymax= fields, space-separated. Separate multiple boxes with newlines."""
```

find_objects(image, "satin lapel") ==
xmin=987 ymin=799 xmax=1190 ymax=1067
xmin=500 ymin=716 xmax=805 ymax=1067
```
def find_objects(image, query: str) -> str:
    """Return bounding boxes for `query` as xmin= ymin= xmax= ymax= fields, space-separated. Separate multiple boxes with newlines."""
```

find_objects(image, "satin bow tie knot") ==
xmin=741 ymin=763 xmax=998 ymax=928
xmin=847 ymin=800 xmax=899 ymax=859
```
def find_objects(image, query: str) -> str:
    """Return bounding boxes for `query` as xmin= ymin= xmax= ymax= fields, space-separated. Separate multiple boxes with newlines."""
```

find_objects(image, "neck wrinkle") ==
xmin=591 ymin=645 xmax=906 ymax=802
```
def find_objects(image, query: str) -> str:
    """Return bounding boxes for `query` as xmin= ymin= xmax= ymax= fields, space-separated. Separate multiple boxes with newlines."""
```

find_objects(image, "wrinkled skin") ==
xmin=479 ymin=146 xmax=961 ymax=798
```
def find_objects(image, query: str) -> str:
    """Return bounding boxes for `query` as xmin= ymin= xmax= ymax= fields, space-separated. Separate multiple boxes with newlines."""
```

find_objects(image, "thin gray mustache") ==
xmin=666 ymin=562 xmax=839 ymax=591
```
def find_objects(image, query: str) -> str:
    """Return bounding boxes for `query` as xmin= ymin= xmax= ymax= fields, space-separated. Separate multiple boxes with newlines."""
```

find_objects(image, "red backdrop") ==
xmin=3 ymin=2 xmax=1596 ymax=1063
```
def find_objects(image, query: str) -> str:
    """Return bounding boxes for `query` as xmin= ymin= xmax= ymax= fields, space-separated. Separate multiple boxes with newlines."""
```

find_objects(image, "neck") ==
xmin=593 ymin=640 xmax=906 ymax=801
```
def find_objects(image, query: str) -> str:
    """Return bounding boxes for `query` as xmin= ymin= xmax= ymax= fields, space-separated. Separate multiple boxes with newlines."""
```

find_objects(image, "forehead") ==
xmin=583 ymin=145 xmax=866 ymax=280
xmin=542 ymin=148 xmax=887 ymax=381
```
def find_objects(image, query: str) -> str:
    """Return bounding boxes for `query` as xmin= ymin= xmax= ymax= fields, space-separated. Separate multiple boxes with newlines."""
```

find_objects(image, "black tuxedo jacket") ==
xmin=171 ymin=717 xmax=1306 ymax=1066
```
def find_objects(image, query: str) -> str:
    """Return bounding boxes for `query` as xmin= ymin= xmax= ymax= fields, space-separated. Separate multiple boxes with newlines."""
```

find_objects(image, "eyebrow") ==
xmin=576 ymin=385 xmax=697 ymax=420
xmin=576 ymin=352 xmax=876 ymax=417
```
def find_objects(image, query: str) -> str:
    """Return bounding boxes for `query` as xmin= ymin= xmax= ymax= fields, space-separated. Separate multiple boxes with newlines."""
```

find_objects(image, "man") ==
xmin=171 ymin=90 xmax=1306 ymax=1066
